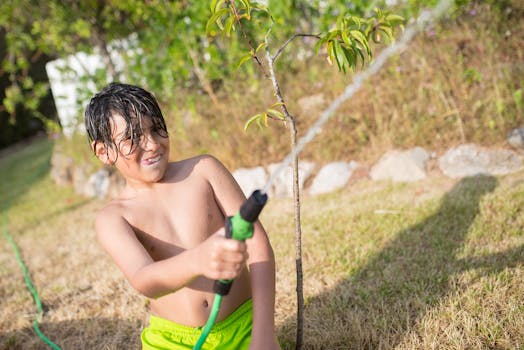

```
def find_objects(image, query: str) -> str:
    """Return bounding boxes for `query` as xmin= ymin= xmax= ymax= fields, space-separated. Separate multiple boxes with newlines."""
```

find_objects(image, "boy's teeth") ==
xmin=145 ymin=155 xmax=160 ymax=163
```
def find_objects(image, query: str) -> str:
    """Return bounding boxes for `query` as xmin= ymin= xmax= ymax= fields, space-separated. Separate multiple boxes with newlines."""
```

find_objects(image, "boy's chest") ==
xmin=125 ymin=177 xmax=225 ymax=259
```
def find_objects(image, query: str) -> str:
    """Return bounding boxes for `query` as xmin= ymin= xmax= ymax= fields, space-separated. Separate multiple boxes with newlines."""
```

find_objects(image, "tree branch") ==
xmin=272 ymin=33 xmax=321 ymax=62
xmin=264 ymin=33 xmax=304 ymax=350
xmin=227 ymin=0 xmax=269 ymax=78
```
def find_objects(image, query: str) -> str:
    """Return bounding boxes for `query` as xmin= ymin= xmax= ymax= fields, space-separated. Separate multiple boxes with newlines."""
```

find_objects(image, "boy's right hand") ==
xmin=196 ymin=229 xmax=248 ymax=281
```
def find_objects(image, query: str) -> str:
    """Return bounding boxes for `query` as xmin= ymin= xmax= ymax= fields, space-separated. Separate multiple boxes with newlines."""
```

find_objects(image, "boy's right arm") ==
xmin=95 ymin=207 xmax=247 ymax=299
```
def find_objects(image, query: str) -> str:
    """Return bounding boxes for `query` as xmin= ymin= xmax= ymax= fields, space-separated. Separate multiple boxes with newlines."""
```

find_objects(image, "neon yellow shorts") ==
xmin=141 ymin=299 xmax=252 ymax=350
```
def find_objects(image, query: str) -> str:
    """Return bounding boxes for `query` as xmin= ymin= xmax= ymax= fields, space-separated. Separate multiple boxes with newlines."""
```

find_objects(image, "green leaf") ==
xmin=254 ymin=42 xmax=267 ymax=53
xmin=73 ymin=19 xmax=90 ymax=39
xmin=251 ymin=3 xmax=269 ymax=14
xmin=259 ymin=113 xmax=268 ymax=128
xmin=341 ymin=29 xmax=351 ymax=47
xmin=224 ymin=15 xmax=236 ymax=36
xmin=385 ymin=14 xmax=405 ymax=26
xmin=267 ymin=108 xmax=285 ymax=120
xmin=210 ymin=0 xmax=218 ymax=13
xmin=327 ymin=41 xmax=335 ymax=66
xmin=340 ymin=46 xmax=353 ymax=73
xmin=210 ymin=0 xmax=226 ymax=14
xmin=206 ymin=8 xmax=229 ymax=33
xmin=244 ymin=113 xmax=264 ymax=131
xmin=237 ymin=53 xmax=253 ymax=68
xmin=336 ymin=15 xmax=344 ymax=32
xmin=349 ymin=45 xmax=365 ymax=68
xmin=378 ymin=25 xmax=394 ymax=42
xmin=4 ymin=85 xmax=22 ymax=114
xmin=344 ymin=15 xmax=362 ymax=29
xmin=326 ymin=30 xmax=340 ymax=41
xmin=239 ymin=0 xmax=251 ymax=17
xmin=352 ymin=16 xmax=362 ymax=29
xmin=332 ymin=40 xmax=345 ymax=72
xmin=22 ymin=77 xmax=34 ymax=89
xmin=350 ymin=30 xmax=371 ymax=57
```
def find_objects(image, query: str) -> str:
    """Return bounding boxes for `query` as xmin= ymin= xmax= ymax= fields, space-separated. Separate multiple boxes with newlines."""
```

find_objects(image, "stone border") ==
xmin=51 ymin=139 xmax=524 ymax=199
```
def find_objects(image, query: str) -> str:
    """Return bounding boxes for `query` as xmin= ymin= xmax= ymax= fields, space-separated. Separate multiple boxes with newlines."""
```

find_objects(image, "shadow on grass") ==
xmin=7 ymin=197 xmax=94 ymax=237
xmin=0 ymin=318 xmax=142 ymax=350
xmin=0 ymin=136 xmax=94 ymax=236
xmin=0 ymin=137 xmax=54 ymax=208
xmin=278 ymin=176 xmax=524 ymax=349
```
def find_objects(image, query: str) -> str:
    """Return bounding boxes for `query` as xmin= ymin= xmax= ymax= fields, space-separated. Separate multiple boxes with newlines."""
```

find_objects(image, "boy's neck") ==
xmin=121 ymin=177 xmax=164 ymax=197
xmin=117 ymin=162 xmax=172 ymax=196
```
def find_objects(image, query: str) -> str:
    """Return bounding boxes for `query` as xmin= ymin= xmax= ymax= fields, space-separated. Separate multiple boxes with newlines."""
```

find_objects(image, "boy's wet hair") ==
xmin=85 ymin=82 xmax=168 ymax=159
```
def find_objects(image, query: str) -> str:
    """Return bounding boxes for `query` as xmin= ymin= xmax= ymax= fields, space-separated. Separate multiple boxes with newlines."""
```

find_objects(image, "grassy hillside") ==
xmin=54 ymin=2 xmax=523 ymax=172
xmin=145 ymin=0 xmax=523 ymax=170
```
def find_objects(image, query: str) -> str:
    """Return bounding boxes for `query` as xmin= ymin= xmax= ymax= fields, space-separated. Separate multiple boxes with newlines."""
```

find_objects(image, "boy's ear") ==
xmin=92 ymin=141 xmax=113 ymax=165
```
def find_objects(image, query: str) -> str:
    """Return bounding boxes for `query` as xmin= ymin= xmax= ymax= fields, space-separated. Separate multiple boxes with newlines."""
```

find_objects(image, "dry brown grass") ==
xmin=1 ymin=138 xmax=522 ymax=349
xmin=267 ymin=174 xmax=523 ymax=349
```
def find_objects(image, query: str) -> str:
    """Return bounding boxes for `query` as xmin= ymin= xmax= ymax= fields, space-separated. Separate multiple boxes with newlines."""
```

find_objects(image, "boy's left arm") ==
xmin=201 ymin=155 xmax=280 ymax=349
xmin=246 ymin=221 xmax=280 ymax=350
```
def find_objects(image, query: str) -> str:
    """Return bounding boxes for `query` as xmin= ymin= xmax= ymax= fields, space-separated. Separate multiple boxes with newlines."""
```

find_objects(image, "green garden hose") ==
xmin=193 ymin=294 xmax=223 ymax=349
xmin=193 ymin=190 xmax=268 ymax=350
xmin=2 ymin=203 xmax=62 ymax=350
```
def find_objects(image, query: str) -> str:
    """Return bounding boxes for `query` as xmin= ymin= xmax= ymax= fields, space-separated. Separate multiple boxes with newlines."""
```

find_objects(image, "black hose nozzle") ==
xmin=239 ymin=190 xmax=268 ymax=223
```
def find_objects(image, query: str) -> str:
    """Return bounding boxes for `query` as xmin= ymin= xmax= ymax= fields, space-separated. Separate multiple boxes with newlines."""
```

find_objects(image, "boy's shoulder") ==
xmin=167 ymin=154 xmax=228 ymax=181
xmin=97 ymin=154 xmax=228 ymax=216
xmin=172 ymin=153 xmax=220 ymax=169
xmin=174 ymin=153 xmax=224 ymax=169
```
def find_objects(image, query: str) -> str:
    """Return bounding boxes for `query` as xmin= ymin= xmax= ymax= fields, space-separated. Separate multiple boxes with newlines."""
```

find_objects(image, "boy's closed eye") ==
xmin=115 ymin=131 xmax=140 ymax=154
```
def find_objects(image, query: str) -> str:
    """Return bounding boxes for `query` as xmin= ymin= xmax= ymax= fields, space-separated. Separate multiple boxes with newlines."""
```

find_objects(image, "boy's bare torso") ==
xmin=106 ymin=158 xmax=251 ymax=327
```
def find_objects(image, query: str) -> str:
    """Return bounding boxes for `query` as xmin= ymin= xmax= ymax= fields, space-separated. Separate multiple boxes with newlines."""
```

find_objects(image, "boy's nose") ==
xmin=140 ymin=132 xmax=160 ymax=151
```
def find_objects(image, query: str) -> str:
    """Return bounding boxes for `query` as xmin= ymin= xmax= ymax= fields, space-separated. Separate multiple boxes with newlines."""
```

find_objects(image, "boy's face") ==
xmin=97 ymin=113 xmax=170 ymax=186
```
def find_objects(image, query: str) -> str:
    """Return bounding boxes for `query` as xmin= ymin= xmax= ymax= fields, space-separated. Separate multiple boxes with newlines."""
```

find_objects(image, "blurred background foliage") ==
xmin=0 ymin=0 xmax=522 ymax=169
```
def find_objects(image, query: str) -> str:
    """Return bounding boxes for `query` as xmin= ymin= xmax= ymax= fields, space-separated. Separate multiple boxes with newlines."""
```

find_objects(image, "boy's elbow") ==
xmin=133 ymin=284 xmax=158 ymax=299
xmin=129 ymin=268 xmax=177 ymax=299
xmin=129 ymin=268 xmax=161 ymax=299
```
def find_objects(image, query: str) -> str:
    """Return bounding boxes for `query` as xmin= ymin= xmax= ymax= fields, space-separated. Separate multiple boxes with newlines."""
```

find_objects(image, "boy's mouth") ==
xmin=142 ymin=154 xmax=162 ymax=165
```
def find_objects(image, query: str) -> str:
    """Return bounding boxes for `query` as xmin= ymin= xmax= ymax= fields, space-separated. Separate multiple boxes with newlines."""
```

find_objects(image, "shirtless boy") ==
xmin=85 ymin=83 xmax=279 ymax=349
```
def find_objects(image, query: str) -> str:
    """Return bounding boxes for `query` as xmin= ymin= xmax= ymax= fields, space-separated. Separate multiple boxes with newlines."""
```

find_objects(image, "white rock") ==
xmin=508 ymin=128 xmax=524 ymax=149
xmin=438 ymin=144 xmax=524 ymax=178
xmin=370 ymin=147 xmax=430 ymax=182
xmin=84 ymin=168 xmax=110 ymax=198
xmin=267 ymin=161 xmax=316 ymax=198
xmin=232 ymin=167 xmax=267 ymax=197
xmin=309 ymin=161 xmax=358 ymax=195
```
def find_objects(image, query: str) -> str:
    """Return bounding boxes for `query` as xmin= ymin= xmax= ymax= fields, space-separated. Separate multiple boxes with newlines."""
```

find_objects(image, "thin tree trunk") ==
xmin=265 ymin=46 xmax=304 ymax=349
xmin=288 ymin=116 xmax=304 ymax=350
xmin=227 ymin=8 xmax=306 ymax=344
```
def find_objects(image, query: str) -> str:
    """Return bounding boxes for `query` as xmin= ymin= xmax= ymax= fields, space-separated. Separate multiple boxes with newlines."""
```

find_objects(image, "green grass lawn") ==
xmin=1 ymin=139 xmax=523 ymax=349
